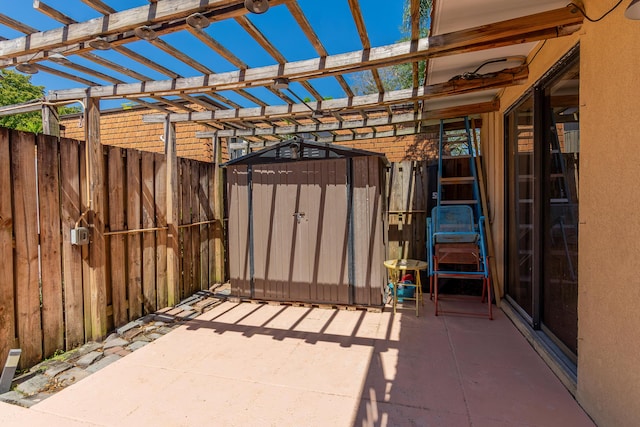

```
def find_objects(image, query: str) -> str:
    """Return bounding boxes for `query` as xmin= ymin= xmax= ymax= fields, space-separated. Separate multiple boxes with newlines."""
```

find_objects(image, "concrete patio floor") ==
xmin=0 ymin=299 xmax=594 ymax=426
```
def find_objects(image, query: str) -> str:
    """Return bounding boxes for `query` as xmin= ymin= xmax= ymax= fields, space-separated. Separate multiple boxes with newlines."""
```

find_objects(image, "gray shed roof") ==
xmin=222 ymin=136 xmax=389 ymax=167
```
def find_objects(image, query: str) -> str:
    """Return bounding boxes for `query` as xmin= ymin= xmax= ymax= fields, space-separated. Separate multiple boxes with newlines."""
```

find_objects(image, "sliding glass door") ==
xmin=506 ymin=49 xmax=579 ymax=360
xmin=506 ymin=98 xmax=534 ymax=317
xmin=542 ymin=58 xmax=580 ymax=357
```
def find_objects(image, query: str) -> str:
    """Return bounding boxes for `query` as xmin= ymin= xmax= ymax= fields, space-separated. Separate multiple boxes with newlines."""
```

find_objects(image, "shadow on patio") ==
xmin=9 ymin=300 xmax=594 ymax=426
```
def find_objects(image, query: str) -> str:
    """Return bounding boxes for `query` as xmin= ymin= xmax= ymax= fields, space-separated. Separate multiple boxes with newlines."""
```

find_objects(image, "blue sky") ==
xmin=1 ymin=1 xmax=408 ymax=110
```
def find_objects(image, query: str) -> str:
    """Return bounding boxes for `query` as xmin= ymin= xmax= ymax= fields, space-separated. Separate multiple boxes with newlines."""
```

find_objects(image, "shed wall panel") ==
xmin=227 ymin=165 xmax=251 ymax=297
xmin=228 ymin=155 xmax=382 ymax=306
xmin=250 ymin=160 xmax=352 ymax=304
xmin=353 ymin=157 xmax=385 ymax=306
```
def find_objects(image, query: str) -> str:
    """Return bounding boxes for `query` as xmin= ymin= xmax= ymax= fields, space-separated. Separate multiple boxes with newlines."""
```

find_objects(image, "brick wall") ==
xmin=60 ymin=108 xmax=213 ymax=162
xmin=336 ymin=133 xmax=438 ymax=163
xmin=61 ymin=106 xmax=439 ymax=164
xmin=225 ymin=133 xmax=439 ymax=163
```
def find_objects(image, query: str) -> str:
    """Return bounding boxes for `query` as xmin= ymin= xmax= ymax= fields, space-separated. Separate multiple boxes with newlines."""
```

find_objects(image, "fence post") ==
xmin=41 ymin=104 xmax=60 ymax=137
xmin=212 ymin=135 xmax=225 ymax=284
xmin=85 ymin=97 xmax=107 ymax=340
xmin=165 ymin=118 xmax=180 ymax=305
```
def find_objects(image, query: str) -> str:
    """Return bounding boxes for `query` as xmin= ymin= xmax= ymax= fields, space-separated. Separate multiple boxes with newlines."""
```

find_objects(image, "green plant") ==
xmin=0 ymin=69 xmax=45 ymax=133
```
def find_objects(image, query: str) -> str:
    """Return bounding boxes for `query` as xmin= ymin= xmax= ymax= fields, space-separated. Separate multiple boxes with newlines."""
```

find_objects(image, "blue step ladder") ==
xmin=426 ymin=117 xmax=492 ymax=319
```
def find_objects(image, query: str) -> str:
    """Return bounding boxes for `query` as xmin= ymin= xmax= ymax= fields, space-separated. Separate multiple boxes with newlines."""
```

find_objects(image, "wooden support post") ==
xmin=85 ymin=97 xmax=107 ymax=340
xmin=472 ymin=118 xmax=501 ymax=307
xmin=165 ymin=117 xmax=180 ymax=305
xmin=41 ymin=104 xmax=60 ymax=137
xmin=212 ymin=136 xmax=225 ymax=284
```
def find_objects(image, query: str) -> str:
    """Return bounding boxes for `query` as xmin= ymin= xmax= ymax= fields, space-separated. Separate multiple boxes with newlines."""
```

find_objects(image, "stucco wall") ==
xmin=576 ymin=3 xmax=640 ymax=426
xmin=483 ymin=3 xmax=640 ymax=426
xmin=479 ymin=113 xmax=506 ymax=296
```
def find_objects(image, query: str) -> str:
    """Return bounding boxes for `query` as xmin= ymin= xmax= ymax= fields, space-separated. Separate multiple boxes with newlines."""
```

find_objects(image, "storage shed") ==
xmin=224 ymin=137 xmax=388 ymax=307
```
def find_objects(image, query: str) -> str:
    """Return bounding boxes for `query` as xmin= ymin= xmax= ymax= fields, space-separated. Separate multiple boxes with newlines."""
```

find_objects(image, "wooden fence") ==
xmin=386 ymin=160 xmax=436 ymax=261
xmin=386 ymin=158 xmax=476 ymax=261
xmin=0 ymin=128 xmax=223 ymax=368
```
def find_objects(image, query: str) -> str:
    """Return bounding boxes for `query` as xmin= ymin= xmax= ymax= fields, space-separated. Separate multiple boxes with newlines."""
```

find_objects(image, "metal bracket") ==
xmin=293 ymin=212 xmax=305 ymax=223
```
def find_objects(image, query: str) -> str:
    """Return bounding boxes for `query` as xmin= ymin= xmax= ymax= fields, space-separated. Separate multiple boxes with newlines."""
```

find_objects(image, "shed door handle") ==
xmin=293 ymin=212 xmax=305 ymax=223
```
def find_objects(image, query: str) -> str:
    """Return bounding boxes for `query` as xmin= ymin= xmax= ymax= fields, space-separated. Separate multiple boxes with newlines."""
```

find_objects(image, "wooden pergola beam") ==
xmin=75 ymin=1 xmax=270 ymax=111
xmin=0 ymin=101 xmax=47 ymax=117
xmin=196 ymin=100 xmax=498 ymax=138
xmin=1 ymin=0 xmax=288 ymax=60
xmin=410 ymin=0 xmax=421 ymax=89
xmin=12 ymin=2 xmax=209 ymax=117
xmin=48 ymin=36 xmax=430 ymax=99
xmin=310 ymin=126 xmax=419 ymax=143
xmin=346 ymin=0 xmax=384 ymax=93
xmin=33 ymin=0 xmax=75 ymax=26
xmin=80 ymin=0 xmax=116 ymax=15
xmin=0 ymin=13 xmax=38 ymax=35
xmin=186 ymin=26 xmax=249 ymax=70
xmin=285 ymin=1 xmax=354 ymax=97
xmin=290 ymin=119 xmax=490 ymax=146
xmin=46 ymin=7 xmax=580 ymax=103
xmin=141 ymin=66 xmax=524 ymax=123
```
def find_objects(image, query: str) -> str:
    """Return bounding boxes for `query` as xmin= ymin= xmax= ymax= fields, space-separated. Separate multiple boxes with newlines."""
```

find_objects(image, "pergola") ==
xmin=0 ymin=0 xmax=583 ymax=339
xmin=0 ymin=1 xmax=583 ymax=140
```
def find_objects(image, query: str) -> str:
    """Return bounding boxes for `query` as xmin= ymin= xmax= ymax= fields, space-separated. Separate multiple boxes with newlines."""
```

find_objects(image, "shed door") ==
xmin=252 ymin=160 xmax=350 ymax=304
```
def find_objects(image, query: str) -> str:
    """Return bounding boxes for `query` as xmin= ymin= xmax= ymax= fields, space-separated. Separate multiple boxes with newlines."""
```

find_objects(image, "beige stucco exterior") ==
xmin=481 ymin=3 xmax=640 ymax=425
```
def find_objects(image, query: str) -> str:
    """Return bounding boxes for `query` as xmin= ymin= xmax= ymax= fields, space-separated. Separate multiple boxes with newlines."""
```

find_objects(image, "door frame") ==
xmin=504 ymin=45 xmax=580 ymax=365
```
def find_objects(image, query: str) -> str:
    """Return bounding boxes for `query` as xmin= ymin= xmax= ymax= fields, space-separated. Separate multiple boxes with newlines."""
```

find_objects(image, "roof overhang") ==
xmin=425 ymin=0 xmax=574 ymax=111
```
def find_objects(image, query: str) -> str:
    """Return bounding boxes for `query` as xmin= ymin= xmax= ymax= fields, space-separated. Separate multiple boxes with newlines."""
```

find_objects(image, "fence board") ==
xmin=211 ymin=143 xmax=224 ymax=284
xmin=411 ymin=161 xmax=429 ymax=261
xmin=191 ymin=161 xmax=201 ymax=293
xmin=141 ymin=151 xmax=156 ymax=314
xmin=127 ymin=149 xmax=143 ymax=319
xmin=207 ymin=167 xmax=221 ymax=285
xmin=108 ymin=147 xmax=128 ymax=325
xmin=11 ymin=131 xmax=42 ymax=367
xmin=155 ymin=153 xmax=168 ymax=309
xmin=0 ymin=128 xmax=16 ymax=369
xmin=60 ymin=138 xmax=84 ymax=348
xmin=86 ymin=98 xmax=108 ymax=341
xmin=199 ymin=163 xmax=209 ymax=290
xmin=180 ymin=160 xmax=192 ymax=298
xmin=387 ymin=161 xmax=429 ymax=260
xmin=37 ymin=134 xmax=64 ymax=357
xmin=77 ymin=141 xmax=93 ymax=340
